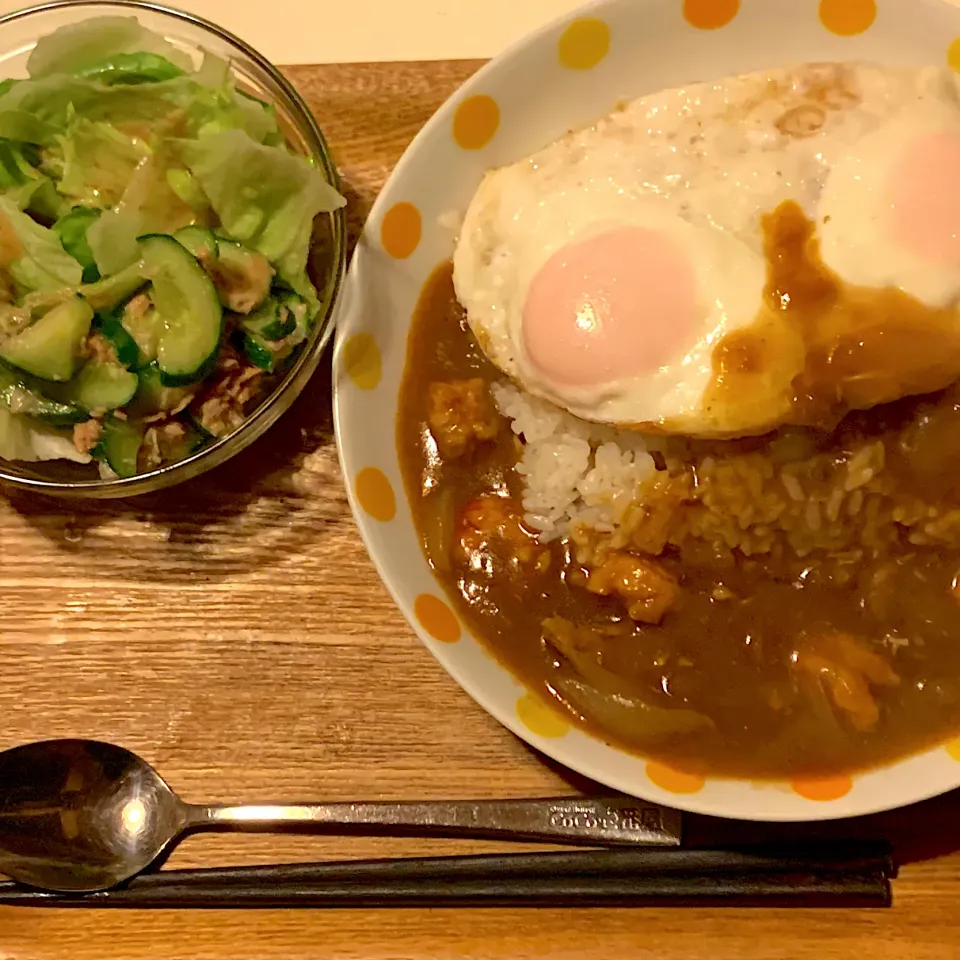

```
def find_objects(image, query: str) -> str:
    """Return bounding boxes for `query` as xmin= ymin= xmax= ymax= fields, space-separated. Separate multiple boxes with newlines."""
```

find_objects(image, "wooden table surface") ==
xmin=2 ymin=59 xmax=960 ymax=960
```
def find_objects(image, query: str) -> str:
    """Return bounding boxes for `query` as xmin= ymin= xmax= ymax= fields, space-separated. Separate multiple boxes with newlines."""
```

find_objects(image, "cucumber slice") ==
xmin=174 ymin=226 xmax=218 ymax=261
xmin=0 ymin=362 xmax=84 ymax=426
xmin=241 ymin=298 xmax=296 ymax=341
xmin=163 ymin=417 xmax=210 ymax=462
xmin=126 ymin=362 xmax=192 ymax=419
xmin=80 ymin=262 xmax=147 ymax=312
xmin=209 ymin=239 xmax=273 ymax=314
xmin=93 ymin=416 xmax=144 ymax=479
xmin=138 ymin=234 xmax=222 ymax=386
xmin=66 ymin=359 xmax=138 ymax=412
xmin=0 ymin=297 xmax=93 ymax=382
xmin=281 ymin=291 xmax=311 ymax=345
xmin=96 ymin=314 xmax=140 ymax=370
xmin=120 ymin=301 xmax=163 ymax=369
xmin=235 ymin=329 xmax=277 ymax=372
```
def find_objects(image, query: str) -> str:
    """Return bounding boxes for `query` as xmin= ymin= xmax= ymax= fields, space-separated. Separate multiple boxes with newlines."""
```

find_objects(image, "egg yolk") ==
xmin=888 ymin=130 xmax=960 ymax=265
xmin=521 ymin=226 xmax=697 ymax=387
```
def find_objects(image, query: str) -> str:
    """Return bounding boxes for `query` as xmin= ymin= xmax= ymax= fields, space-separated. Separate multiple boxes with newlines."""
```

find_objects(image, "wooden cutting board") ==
xmin=1 ymin=60 xmax=959 ymax=960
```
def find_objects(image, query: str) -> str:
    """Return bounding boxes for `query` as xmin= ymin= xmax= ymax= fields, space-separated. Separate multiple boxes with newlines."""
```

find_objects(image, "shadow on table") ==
xmin=529 ymin=744 xmax=960 ymax=869
xmin=1 ymin=352 xmax=354 ymax=584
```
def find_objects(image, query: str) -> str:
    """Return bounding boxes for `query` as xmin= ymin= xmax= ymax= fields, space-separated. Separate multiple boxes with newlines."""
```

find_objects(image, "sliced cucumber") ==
xmin=241 ymin=297 xmax=296 ymax=341
xmin=120 ymin=301 xmax=163 ymax=369
xmin=93 ymin=416 xmax=144 ymax=479
xmin=235 ymin=328 xmax=276 ymax=372
xmin=174 ymin=226 xmax=218 ymax=261
xmin=0 ymin=297 xmax=93 ymax=382
xmin=96 ymin=313 xmax=140 ymax=370
xmin=80 ymin=262 xmax=147 ymax=312
xmin=65 ymin=359 xmax=138 ymax=412
xmin=139 ymin=234 xmax=222 ymax=386
xmin=208 ymin=239 xmax=273 ymax=314
xmin=125 ymin=362 xmax=191 ymax=419
xmin=0 ymin=362 xmax=84 ymax=426
xmin=281 ymin=291 xmax=311 ymax=345
xmin=163 ymin=417 xmax=210 ymax=462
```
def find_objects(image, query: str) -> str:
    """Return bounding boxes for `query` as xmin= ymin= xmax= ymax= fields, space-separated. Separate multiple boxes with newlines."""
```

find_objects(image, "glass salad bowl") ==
xmin=0 ymin=0 xmax=346 ymax=498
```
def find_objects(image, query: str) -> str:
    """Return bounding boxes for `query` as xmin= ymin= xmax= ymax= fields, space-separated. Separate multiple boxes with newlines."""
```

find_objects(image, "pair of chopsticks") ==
xmin=0 ymin=845 xmax=894 ymax=908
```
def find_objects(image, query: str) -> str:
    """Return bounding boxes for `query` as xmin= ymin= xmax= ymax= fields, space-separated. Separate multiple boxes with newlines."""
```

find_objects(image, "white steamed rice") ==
xmin=490 ymin=382 xmax=657 ymax=540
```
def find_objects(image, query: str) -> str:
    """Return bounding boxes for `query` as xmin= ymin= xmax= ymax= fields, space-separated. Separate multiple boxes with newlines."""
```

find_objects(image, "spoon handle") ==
xmin=183 ymin=796 xmax=682 ymax=846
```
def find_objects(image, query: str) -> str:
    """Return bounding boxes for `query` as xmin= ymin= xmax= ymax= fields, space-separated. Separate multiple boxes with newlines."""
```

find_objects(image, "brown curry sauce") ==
xmin=396 ymin=218 xmax=960 ymax=780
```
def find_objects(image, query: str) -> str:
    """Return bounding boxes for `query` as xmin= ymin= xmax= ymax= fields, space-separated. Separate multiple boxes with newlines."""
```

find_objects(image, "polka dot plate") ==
xmin=333 ymin=0 xmax=960 ymax=821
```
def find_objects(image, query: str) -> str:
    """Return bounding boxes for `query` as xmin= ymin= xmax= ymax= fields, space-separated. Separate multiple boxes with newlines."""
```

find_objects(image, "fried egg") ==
xmin=819 ymin=104 xmax=960 ymax=307
xmin=453 ymin=63 xmax=960 ymax=437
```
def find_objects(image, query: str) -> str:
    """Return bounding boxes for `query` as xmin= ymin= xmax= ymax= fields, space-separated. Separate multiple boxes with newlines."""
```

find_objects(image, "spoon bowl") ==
xmin=0 ymin=739 xmax=187 ymax=892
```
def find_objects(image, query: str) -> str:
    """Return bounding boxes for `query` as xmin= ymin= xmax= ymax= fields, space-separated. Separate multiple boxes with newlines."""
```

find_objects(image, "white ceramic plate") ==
xmin=333 ymin=0 xmax=960 ymax=820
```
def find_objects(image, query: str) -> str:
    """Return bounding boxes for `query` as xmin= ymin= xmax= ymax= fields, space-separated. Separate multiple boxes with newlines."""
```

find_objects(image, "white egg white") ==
xmin=818 ymin=104 xmax=960 ymax=307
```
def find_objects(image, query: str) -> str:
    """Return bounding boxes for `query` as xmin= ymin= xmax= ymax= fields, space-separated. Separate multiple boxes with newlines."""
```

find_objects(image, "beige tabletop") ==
xmin=1 ymin=57 xmax=959 ymax=960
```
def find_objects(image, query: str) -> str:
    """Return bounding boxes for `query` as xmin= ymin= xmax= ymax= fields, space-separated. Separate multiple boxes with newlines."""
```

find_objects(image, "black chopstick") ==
xmin=0 ymin=845 xmax=893 ymax=909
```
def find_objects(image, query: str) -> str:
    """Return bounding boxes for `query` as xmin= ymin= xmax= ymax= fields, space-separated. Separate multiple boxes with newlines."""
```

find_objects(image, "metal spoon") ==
xmin=0 ymin=739 xmax=682 ymax=892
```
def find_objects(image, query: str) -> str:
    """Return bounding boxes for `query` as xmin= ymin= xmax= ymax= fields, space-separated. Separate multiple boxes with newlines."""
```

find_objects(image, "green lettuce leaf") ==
xmin=75 ymin=52 xmax=186 ymax=86
xmin=87 ymin=154 xmax=195 ymax=276
xmin=180 ymin=130 xmax=344 ymax=308
xmin=0 ymin=195 xmax=83 ymax=293
xmin=26 ymin=16 xmax=192 ymax=79
xmin=8 ymin=178 xmax=66 ymax=222
xmin=0 ymin=75 xmax=191 ymax=140
xmin=53 ymin=118 xmax=151 ymax=207
xmin=52 ymin=207 xmax=102 ymax=283
xmin=0 ymin=406 xmax=89 ymax=463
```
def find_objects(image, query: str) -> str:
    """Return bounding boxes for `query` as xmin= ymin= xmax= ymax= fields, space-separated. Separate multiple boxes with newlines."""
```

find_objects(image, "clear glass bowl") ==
xmin=0 ymin=0 xmax=346 ymax=498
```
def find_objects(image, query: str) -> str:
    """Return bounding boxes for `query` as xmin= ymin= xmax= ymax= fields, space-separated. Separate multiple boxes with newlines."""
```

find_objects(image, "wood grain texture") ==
xmin=1 ymin=59 xmax=960 ymax=960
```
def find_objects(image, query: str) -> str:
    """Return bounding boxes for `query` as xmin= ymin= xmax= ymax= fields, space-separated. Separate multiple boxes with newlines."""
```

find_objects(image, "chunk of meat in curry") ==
xmin=579 ymin=551 xmax=679 ymax=624
xmin=456 ymin=495 xmax=550 ymax=576
xmin=428 ymin=377 xmax=500 ymax=458
xmin=793 ymin=631 xmax=900 ymax=732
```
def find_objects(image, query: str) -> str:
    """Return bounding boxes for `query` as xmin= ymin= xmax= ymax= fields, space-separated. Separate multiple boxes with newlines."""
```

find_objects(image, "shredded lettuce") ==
xmin=26 ymin=16 xmax=193 ymax=79
xmin=52 ymin=207 xmax=101 ymax=283
xmin=53 ymin=118 xmax=152 ymax=208
xmin=0 ymin=407 xmax=89 ymax=463
xmin=10 ymin=178 xmax=65 ymax=222
xmin=88 ymin=153 xmax=198 ymax=276
xmin=180 ymin=130 xmax=344 ymax=308
xmin=0 ymin=196 xmax=83 ymax=293
xmin=75 ymin=52 xmax=186 ymax=86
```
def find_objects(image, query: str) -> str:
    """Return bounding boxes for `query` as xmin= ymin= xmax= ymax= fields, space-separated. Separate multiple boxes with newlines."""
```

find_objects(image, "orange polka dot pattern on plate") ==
xmin=380 ymin=202 xmax=421 ymax=259
xmin=948 ymin=37 xmax=960 ymax=72
xmin=354 ymin=467 xmax=396 ymax=522
xmin=452 ymin=95 xmax=500 ymax=150
xmin=819 ymin=0 xmax=876 ymax=36
xmin=341 ymin=332 xmax=382 ymax=390
xmin=790 ymin=775 xmax=853 ymax=802
xmin=683 ymin=0 xmax=740 ymax=30
xmin=558 ymin=18 xmax=611 ymax=70
xmin=414 ymin=593 xmax=461 ymax=644
xmin=646 ymin=761 xmax=705 ymax=795
xmin=516 ymin=693 xmax=570 ymax=738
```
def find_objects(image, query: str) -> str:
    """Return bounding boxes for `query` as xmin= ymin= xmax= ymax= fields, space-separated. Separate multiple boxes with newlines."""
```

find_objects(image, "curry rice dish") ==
xmin=397 ymin=63 xmax=960 ymax=779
